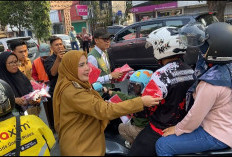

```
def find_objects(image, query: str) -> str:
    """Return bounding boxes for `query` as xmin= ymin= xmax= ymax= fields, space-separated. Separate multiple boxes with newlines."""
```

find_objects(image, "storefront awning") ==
xmin=130 ymin=2 xmax=177 ymax=13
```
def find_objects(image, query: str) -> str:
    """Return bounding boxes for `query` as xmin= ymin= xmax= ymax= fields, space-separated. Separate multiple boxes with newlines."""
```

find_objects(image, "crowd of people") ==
xmin=0 ymin=22 xmax=232 ymax=156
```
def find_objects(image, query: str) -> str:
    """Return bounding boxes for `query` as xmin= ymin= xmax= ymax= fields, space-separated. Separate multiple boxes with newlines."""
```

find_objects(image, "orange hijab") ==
xmin=53 ymin=50 xmax=107 ymax=133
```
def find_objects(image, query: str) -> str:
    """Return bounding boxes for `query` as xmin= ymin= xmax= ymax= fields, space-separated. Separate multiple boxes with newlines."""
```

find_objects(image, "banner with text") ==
xmin=75 ymin=5 xmax=88 ymax=16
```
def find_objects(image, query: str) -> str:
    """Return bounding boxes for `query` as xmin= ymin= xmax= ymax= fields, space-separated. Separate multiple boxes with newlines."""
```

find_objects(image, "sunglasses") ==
xmin=98 ymin=37 xmax=112 ymax=42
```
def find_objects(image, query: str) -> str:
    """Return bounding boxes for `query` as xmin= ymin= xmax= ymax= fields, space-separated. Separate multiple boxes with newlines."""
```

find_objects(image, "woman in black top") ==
xmin=0 ymin=51 xmax=36 ymax=114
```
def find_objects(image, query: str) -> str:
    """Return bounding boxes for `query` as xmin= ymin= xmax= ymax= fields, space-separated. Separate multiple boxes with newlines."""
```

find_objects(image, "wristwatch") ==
xmin=109 ymin=74 xmax=112 ymax=80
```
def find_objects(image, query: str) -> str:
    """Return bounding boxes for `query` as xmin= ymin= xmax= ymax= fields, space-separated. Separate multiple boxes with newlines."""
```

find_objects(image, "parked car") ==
xmin=108 ymin=12 xmax=219 ymax=71
xmin=0 ymin=36 xmax=39 ymax=62
xmin=226 ymin=18 xmax=232 ymax=25
xmin=107 ymin=25 xmax=125 ymax=35
xmin=53 ymin=34 xmax=81 ymax=50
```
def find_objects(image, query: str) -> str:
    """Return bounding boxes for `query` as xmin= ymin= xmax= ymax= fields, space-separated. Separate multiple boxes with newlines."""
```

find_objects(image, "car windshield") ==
xmin=107 ymin=27 xmax=123 ymax=35
xmin=196 ymin=14 xmax=219 ymax=26
xmin=59 ymin=35 xmax=70 ymax=40
xmin=117 ymin=27 xmax=137 ymax=41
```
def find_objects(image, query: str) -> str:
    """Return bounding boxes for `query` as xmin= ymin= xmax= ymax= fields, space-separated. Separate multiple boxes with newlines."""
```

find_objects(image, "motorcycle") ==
xmin=105 ymin=127 xmax=129 ymax=156
xmin=94 ymin=83 xmax=232 ymax=156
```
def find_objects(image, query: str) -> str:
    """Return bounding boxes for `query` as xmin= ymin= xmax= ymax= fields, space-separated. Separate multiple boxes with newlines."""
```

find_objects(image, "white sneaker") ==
xmin=125 ymin=140 xmax=131 ymax=148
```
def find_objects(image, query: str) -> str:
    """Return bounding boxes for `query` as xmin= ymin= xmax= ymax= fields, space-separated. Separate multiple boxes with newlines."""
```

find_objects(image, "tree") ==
xmin=101 ymin=3 xmax=113 ymax=27
xmin=121 ymin=1 xmax=133 ymax=25
xmin=88 ymin=1 xmax=115 ymax=32
xmin=0 ymin=2 xmax=10 ymax=31
xmin=30 ymin=1 xmax=52 ymax=44
xmin=207 ymin=1 xmax=227 ymax=22
xmin=0 ymin=1 xmax=32 ymax=36
xmin=88 ymin=1 xmax=100 ymax=34
xmin=0 ymin=1 xmax=52 ymax=42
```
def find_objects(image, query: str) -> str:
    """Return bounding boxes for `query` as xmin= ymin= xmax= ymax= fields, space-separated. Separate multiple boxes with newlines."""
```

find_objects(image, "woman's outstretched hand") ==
xmin=141 ymin=95 xmax=163 ymax=107
xmin=162 ymin=126 xmax=176 ymax=137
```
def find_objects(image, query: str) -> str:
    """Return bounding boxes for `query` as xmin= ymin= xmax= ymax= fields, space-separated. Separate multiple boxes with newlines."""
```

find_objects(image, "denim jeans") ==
xmin=71 ymin=41 xmax=79 ymax=50
xmin=156 ymin=126 xmax=228 ymax=156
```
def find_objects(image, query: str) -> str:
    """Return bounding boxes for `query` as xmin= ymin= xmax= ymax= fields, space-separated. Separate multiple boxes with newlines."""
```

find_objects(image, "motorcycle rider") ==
xmin=129 ymin=26 xmax=195 ymax=156
xmin=156 ymin=22 xmax=232 ymax=156
xmin=0 ymin=79 xmax=56 ymax=156
xmin=93 ymin=69 xmax=152 ymax=139
xmin=118 ymin=69 xmax=153 ymax=148
xmin=97 ymin=69 xmax=153 ymax=148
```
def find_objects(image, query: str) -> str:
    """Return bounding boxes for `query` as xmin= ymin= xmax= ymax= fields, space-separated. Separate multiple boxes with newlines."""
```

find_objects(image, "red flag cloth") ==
xmin=109 ymin=94 xmax=123 ymax=103
xmin=88 ymin=63 xmax=101 ymax=84
xmin=30 ymin=80 xmax=46 ymax=90
xmin=113 ymin=64 xmax=133 ymax=82
xmin=109 ymin=94 xmax=132 ymax=123
xmin=142 ymin=79 xmax=163 ymax=98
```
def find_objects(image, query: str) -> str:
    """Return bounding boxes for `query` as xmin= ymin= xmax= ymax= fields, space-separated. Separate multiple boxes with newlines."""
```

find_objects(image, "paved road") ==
xmin=39 ymin=102 xmax=60 ymax=156
xmin=38 ymin=80 xmax=129 ymax=156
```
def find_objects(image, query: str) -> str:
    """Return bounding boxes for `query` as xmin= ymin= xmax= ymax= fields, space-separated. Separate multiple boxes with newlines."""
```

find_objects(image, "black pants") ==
xmin=43 ymin=97 xmax=55 ymax=132
xmin=82 ymin=41 xmax=89 ymax=53
xmin=128 ymin=125 xmax=161 ymax=156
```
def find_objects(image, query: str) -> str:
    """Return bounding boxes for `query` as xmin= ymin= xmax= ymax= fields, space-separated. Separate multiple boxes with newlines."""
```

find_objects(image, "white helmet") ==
xmin=145 ymin=26 xmax=187 ymax=60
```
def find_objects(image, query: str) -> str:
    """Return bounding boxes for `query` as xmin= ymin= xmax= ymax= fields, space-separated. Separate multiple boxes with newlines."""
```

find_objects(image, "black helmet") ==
xmin=203 ymin=22 xmax=232 ymax=64
xmin=0 ymin=79 xmax=15 ymax=117
xmin=179 ymin=22 xmax=232 ymax=64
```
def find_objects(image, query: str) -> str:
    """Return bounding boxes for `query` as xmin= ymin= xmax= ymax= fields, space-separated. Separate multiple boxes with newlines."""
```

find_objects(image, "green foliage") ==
xmin=121 ymin=1 xmax=133 ymax=24
xmin=0 ymin=1 xmax=32 ymax=32
xmin=0 ymin=1 xmax=51 ymax=42
xmin=0 ymin=2 xmax=10 ymax=30
xmin=87 ymin=1 xmax=100 ymax=32
xmin=30 ymin=1 xmax=52 ymax=42
xmin=101 ymin=4 xmax=113 ymax=27
xmin=88 ymin=1 xmax=113 ymax=31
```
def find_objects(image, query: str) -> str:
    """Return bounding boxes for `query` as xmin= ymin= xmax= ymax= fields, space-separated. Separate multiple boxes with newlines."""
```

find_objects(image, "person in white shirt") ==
xmin=69 ymin=26 xmax=79 ymax=50
xmin=88 ymin=28 xmax=123 ymax=89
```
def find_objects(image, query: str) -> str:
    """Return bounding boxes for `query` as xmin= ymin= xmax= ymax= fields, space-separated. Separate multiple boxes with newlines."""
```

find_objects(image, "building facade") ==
xmin=130 ymin=1 xmax=232 ymax=22
xmin=131 ymin=1 xmax=181 ymax=22
xmin=70 ymin=1 xmax=88 ymax=34
xmin=50 ymin=1 xmax=89 ymax=35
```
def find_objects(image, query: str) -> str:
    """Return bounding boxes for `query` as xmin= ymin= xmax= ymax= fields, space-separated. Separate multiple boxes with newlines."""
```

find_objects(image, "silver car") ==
xmin=53 ymin=34 xmax=80 ymax=50
xmin=0 ymin=36 xmax=39 ymax=62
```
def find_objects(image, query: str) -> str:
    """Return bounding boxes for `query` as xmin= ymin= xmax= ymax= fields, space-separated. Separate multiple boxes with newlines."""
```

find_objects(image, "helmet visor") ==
xmin=128 ymin=82 xmax=143 ymax=96
xmin=179 ymin=23 xmax=208 ymax=47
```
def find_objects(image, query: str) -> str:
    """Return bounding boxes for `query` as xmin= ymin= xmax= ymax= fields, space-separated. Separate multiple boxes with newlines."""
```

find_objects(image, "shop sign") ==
xmin=75 ymin=5 xmax=88 ymax=16
xmin=82 ymin=15 xmax=88 ymax=20
xmin=130 ymin=2 xmax=177 ymax=13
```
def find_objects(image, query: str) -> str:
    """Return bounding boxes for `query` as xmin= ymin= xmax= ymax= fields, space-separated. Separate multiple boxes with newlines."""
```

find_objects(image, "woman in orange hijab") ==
xmin=53 ymin=50 xmax=162 ymax=156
